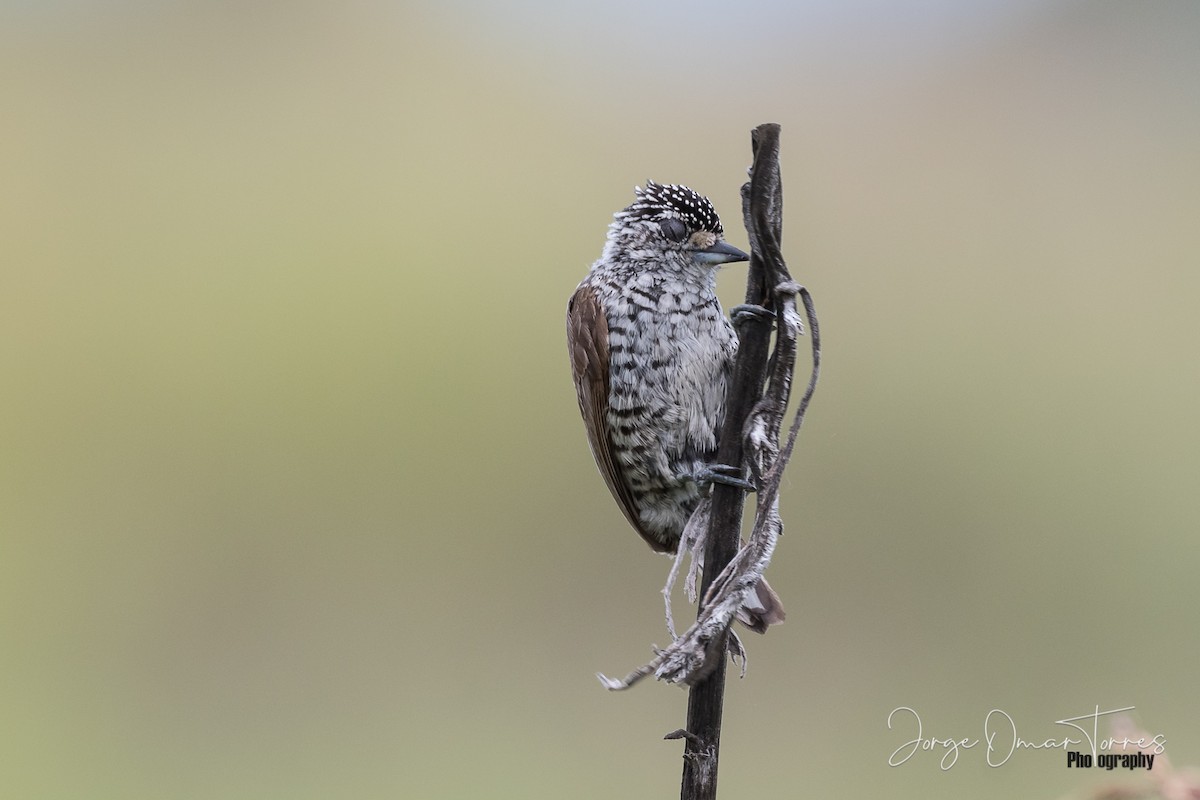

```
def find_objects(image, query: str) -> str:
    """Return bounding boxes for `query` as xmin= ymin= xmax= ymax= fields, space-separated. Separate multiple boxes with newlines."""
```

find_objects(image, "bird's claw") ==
xmin=731 ymin=304 xmax=775 ymax=328
xmin=695 ymin=464 xmax=756 ymax=492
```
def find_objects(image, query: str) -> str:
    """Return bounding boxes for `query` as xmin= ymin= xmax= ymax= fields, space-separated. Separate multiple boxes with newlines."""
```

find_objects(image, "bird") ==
xmin=566 ymin=181 xmax=785 ymax=633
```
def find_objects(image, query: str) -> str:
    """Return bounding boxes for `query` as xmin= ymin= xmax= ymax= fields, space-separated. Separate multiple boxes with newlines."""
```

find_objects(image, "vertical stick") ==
xmin=680 ymin=123 xmax=784 ymax=800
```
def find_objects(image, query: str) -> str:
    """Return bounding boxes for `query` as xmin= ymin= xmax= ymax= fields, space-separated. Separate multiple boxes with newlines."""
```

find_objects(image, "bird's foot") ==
xmin=731 ymin=303 xmax=775 ymax=328
xmin=694 ymin=463 xmax=756 ymax=492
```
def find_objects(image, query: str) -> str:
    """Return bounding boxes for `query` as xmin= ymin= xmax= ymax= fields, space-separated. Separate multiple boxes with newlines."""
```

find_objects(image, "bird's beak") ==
xmin=693 ymin=240 xmax=750 ymax=266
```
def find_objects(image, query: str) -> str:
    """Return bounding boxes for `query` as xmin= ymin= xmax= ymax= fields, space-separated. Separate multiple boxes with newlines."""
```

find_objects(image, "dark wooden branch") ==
xmin=591 ymin=122 xmax=820 ymax=798
xmin=679 ymin=123 xmax=787 ymax=800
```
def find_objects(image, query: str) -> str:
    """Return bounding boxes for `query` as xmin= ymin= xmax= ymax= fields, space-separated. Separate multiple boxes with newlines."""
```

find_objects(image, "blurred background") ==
xmin=3 ymin=1 xmax=1198 ymax=798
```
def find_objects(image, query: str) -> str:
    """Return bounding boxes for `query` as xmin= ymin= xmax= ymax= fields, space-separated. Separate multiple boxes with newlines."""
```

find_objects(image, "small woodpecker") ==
xmin=566 ymin=181 xmax=784 ymax=633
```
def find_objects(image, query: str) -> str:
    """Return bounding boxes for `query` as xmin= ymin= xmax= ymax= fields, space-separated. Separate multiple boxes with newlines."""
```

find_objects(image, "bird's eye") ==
xmin=660 ymin=218 xmax=688 ymax=243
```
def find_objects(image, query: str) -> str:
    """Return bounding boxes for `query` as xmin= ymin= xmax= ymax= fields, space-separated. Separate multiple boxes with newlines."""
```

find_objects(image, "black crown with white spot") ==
xmin=614 ymin=181 xmax=724 ymax=236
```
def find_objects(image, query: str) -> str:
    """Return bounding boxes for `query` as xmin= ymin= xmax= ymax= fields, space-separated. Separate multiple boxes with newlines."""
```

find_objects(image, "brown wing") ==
xmin=566 ymin=284 xmax=650 ymax=543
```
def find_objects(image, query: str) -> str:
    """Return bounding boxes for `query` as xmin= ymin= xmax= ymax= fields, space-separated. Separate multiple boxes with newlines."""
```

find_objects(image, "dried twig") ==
xmin=679 ymin=123 xmax=819 ymax=800
xmin=595 ymin=123 xmax=821 ymax=800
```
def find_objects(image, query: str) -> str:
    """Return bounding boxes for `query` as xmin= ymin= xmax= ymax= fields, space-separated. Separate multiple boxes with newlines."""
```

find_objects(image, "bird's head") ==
xmin=602 ymin=181 xmax=749 ymax=272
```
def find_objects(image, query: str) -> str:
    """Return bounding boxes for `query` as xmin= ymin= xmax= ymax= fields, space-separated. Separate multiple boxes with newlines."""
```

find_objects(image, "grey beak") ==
xmin=693 ymin=240 xmax=750 ymax=266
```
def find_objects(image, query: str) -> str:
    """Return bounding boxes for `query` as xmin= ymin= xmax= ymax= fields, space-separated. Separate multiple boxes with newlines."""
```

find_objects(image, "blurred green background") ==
xmin=3 ymin=1 xmax=1198 ymax=798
